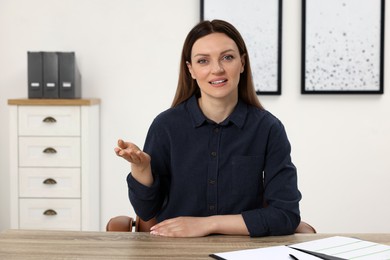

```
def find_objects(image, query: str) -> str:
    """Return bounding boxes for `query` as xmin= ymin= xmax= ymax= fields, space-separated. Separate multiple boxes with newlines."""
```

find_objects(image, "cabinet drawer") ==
xmin=18 ymin=106 xmax=80 ymax=136
xmin=19 ymin=168 xmax=81 ymax=198
xmin=19 ymin=137 xmax=80 ymax=167
xmin=19 ymin=199 xmax=81 ymax=230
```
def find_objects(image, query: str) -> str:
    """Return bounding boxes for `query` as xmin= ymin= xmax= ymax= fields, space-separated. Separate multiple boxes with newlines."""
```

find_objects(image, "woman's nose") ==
xmin=212 ymin=61 xmax=224 ymax=73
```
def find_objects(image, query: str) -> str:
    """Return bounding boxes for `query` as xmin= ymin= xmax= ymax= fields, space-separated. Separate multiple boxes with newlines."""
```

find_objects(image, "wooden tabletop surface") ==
xmin=1 ymin=229 xmax=390 ymax=259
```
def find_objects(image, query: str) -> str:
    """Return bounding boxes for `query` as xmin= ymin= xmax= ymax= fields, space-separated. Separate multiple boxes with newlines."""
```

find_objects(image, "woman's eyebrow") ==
xmin=193 ymin=49 xmax=236 ymax=58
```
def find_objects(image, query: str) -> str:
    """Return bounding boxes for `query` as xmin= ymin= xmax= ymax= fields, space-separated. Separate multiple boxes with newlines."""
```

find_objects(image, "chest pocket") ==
xmin=231 ymin=155 xmax=264 ymax=196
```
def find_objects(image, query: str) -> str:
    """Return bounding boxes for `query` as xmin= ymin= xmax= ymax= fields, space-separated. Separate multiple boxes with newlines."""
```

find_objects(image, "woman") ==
xmin=115 ymin=20 xmax=301 ymax=237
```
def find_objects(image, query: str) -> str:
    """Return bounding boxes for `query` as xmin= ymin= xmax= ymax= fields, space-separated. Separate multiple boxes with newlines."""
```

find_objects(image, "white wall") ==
xmin=0 ymin=0 xmax=389 ymax=233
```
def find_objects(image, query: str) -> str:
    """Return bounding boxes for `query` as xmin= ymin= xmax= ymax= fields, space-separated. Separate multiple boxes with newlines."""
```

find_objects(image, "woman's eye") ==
xmin=222 ymin=55 xmax=234 ymax=61
xmin=197 ymin=59 xmax=208 ymax=64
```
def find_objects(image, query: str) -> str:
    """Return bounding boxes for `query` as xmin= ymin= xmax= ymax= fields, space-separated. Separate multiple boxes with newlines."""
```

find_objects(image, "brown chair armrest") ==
xmin=106 ymin=216 xmax=135 ymax=232
xmin=295 ymin=221 xmax=316 ymax=233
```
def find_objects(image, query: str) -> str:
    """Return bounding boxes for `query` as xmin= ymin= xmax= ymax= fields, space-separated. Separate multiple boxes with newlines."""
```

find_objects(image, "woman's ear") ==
xmin=240 ymin=54 xmax=246 ymax=73
xmin=186 ymin=61 xmax=196 ymax=79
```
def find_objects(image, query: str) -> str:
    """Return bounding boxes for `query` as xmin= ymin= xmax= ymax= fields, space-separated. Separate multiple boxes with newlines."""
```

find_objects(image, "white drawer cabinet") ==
xmin=18 ymin=106 xmax=81 ymax=136
xmin=8 ymin=99 xmax=100 ymax=231
xmin=19 ymin=199 xmax=81 ymax=230
xmin=19 ymin=137 xmax=81 ymax=167
xmin=19 ymin=168 xmax=81 ymax=198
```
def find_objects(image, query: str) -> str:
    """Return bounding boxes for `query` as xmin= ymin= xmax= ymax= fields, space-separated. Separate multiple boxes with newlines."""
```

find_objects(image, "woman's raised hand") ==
xmin=114 ymin=139 xmax=150 ymax=165
xmin=114 ymin=139 xmax=153 ymax=186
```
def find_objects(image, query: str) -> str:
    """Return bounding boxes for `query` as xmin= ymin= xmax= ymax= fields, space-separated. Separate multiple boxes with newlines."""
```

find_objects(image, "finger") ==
xmin=152 ymin=224 xmax=183 ymax=237
xmin=117 ymin=139 xmax=128 ymax=149
xmin=151 ymin=218 xmax=180 ymax=233
xmin=114 ymin=147 xmax=126 ymax=158
xmin=114 ymin=146 xmax=138 ymax=163
xmin=150 ymin=218 xmax=172 ymax=230
xmin=114 ymin=146 xmax=128 ymax=158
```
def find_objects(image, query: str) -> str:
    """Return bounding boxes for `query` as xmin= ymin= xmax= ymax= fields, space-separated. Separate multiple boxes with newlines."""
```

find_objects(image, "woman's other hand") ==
xmin=150 ymin=217 xmax=212 ymax=237
xmin=150 ymin=215 xmax=249 ymax=237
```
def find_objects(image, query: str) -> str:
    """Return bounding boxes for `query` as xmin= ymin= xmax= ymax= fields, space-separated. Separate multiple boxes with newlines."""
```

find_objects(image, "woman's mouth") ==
xmin=210 ymin=79 xmax=228 ymax=85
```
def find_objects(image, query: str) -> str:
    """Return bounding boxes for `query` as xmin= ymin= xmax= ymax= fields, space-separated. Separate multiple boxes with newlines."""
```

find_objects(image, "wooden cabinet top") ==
xmin=8 ymin=99 xmax=100 ymax=106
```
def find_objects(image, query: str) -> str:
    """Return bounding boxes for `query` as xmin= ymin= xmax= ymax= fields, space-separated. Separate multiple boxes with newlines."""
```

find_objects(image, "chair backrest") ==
xmin=295 ymin=221 xmax=316 ymax=233
xmin=135 ymin=216 xmax=157 ymax=232
xmin=106 ymin=215 xmax=134 ymax=232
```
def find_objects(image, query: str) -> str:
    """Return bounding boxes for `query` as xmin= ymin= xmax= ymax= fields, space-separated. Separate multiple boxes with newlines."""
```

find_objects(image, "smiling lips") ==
xmin=210 ymin=79 xmax=228 ymax=86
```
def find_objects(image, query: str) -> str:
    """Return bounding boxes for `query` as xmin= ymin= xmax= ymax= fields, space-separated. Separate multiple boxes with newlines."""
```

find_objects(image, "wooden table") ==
xmin=1 ymin=230 xmax=390 ymax=259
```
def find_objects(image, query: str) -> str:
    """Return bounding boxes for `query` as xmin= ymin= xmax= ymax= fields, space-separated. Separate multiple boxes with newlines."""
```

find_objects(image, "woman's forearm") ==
xmin=207 ymin=215 xmax=249 ymax=236
xmin=131 ymin=162 xmax=153 ymax=187
xmin=150 ymin=215 xmax=249 ymax=237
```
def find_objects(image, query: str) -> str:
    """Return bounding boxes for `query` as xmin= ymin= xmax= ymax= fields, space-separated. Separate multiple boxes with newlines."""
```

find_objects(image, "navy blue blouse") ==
xmin=127 ymin=95 xmax=301 ymax=237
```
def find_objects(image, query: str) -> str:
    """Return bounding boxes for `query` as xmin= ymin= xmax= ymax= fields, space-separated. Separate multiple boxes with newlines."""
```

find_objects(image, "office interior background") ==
xmin=0 ymin=0 xmax=389 ymax=233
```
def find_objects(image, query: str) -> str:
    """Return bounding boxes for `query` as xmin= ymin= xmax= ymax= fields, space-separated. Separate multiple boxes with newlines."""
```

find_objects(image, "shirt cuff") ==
xmin=126 ymin=172 xmax=159 ymax=201
xmin=241 ymin=210 xmax=269 ymax=237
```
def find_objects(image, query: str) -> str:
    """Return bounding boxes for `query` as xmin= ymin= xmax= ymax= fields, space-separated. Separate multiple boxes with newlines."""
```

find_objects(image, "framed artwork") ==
xmin=302 ymin=0 xmax=385 ymax=94
xmin=201 ymin=0 xmax=283 ymax=95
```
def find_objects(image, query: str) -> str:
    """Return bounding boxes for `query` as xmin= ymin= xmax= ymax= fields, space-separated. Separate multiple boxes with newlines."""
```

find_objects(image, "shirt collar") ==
xmin=186 ymin=95 xmax=247 ymax=129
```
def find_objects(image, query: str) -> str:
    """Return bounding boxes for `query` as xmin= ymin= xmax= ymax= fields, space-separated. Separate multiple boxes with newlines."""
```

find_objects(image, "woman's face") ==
xmin=187 ymin=32 xmax=245 ymax=103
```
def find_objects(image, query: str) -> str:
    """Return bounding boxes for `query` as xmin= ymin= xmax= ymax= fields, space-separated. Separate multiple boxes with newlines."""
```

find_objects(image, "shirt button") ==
xmin=208 ymin=179 xmax=216 ymax=185
xmin=211 ymin=151 xmax=217 ymax=157
xmin=214 ymin=128 xmax=220 ymax=133
xmin=209 ymin=205 xmax=215 ymax=211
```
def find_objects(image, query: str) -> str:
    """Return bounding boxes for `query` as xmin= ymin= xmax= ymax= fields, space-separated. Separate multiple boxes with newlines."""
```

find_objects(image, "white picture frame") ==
xmin=201 ymin=0 xmax=283 ymax=95
xmin=302 ymin=0 xmax=385 ymax=94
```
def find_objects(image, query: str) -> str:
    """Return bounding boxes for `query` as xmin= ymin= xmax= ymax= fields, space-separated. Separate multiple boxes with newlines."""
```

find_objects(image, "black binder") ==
xmin=27 ymin=52 xmax=43 ymax=98
xmin=43 ymin=52 xmax=59 ymax=98
xmin=58 ymin=52 xmax=81 ymax=99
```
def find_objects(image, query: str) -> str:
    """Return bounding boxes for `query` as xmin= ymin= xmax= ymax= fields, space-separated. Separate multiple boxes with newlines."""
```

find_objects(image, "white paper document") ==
xmin=210 ymin=236 xmax=390 ymax=260
xmin=210 ymin=245 xmax=318 ymax=259
xmin=291 ymin=236 xmax=390 ymax=259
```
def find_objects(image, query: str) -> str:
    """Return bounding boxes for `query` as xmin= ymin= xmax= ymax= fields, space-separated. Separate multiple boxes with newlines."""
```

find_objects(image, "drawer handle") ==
xmin=43 ymin=116 xmax=57 ymax=123
xmin=43 ymin=147 xmax=57 ymax=154
xmin=43 ymin=178 xmax=57 ymax=185
xmin=43 ymin=209 xmax=57 ymax=216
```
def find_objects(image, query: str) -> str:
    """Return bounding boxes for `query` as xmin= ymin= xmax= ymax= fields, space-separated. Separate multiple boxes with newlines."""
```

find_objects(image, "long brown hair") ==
xmin=171 ymin=19 xmax=263 ymax=109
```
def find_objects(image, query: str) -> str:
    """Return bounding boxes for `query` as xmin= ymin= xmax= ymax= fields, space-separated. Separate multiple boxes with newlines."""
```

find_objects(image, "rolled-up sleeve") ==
xmin=127 ymin=172 xmax=161 ymax=221
xmin=126 ymin=117 xmax=170 ymax=221
xmin=242 ymin=119 xmax=301 ymax=237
